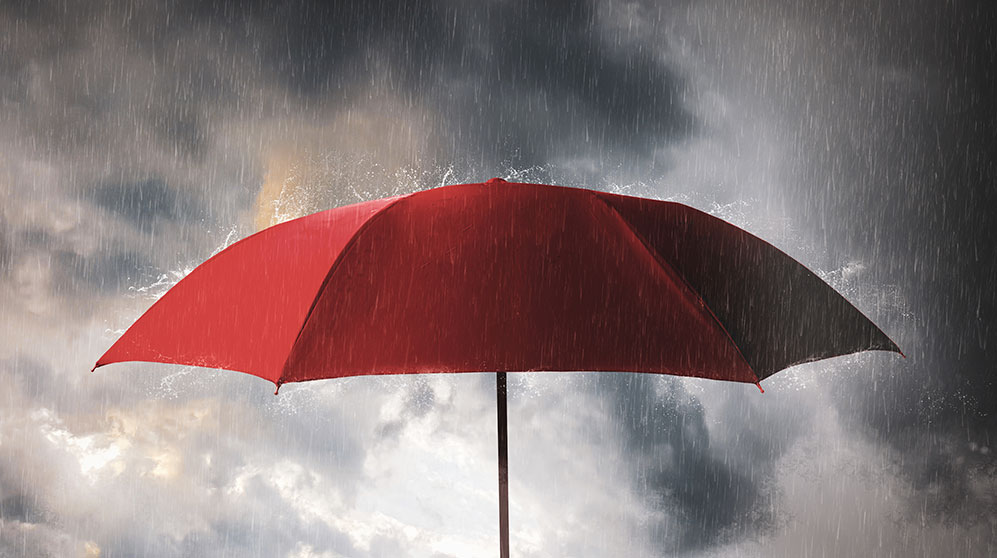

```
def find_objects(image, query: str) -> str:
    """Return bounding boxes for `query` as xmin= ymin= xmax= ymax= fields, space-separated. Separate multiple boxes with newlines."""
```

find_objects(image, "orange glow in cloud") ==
xmin=253 ymin=99 xmax=435 ymax=230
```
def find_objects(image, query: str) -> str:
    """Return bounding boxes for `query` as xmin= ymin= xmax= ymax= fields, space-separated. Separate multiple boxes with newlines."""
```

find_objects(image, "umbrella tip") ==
xmin=755 ymin=382 xmax=764 ymax=394
xmin=485 ymin=177 xmax=507 ymax=185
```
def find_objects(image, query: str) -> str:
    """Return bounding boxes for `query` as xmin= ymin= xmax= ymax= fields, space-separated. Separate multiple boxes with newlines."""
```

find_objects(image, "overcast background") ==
xmin=1 ymin=0 xmax=995 ymax=556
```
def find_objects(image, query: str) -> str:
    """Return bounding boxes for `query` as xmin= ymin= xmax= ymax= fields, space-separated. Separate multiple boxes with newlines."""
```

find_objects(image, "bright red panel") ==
xmin=96 ymin=197 xmax=397 ymax=382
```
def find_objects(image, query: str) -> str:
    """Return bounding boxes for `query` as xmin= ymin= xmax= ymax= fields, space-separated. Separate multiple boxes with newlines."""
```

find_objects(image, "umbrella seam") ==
xmin=592 ymin=195 xmax=763 ymax=385
xmin=276 ymin=193 xmax=415 ymax=387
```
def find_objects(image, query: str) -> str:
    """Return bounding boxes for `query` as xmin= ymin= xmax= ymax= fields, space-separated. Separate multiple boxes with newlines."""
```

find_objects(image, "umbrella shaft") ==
xmin=497 ymin=371 xmax=510 ymax=558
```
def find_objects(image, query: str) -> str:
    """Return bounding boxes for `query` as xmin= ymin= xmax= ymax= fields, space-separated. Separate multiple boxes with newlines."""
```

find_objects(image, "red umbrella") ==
xmin=94 ymin=178 xmax=901 ymax=556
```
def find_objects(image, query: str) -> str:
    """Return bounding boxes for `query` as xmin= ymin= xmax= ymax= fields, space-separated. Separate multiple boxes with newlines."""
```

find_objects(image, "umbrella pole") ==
xmin=496 ymin=371 xmax=510 ymax=558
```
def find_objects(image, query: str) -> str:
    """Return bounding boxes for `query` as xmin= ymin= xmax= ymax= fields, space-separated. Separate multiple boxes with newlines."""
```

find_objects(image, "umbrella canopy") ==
xmin=94 ymin=178 xmax=900 ymax=386
xmin=94 ymin=178 xmax=901 ymax=557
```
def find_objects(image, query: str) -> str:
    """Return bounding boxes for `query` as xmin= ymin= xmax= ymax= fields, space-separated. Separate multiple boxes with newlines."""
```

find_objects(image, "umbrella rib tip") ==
xmin=755 ymin=382 xmax=764 ymax=394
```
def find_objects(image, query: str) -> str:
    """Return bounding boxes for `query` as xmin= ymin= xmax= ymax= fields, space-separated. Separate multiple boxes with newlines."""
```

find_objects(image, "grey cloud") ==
xmin=89 ymin=177 xmax=205 ymax=229
xmin=831 ymin=357 xmax=997 ymax=525
xmin=595 ymin=375 xmax=777 ymax=554
xmin=1 ymin=1 xmax=256 ymax=198
xmin=4 ymin=357 xmax=62 ymax=411
xmin=0 ymin=485 xmax=45 ymax=528
xmin=166 ymin=479 xmax=355 ymax=558
xmin=53 ymin=247 xmax=153 ymax=294
xmin=0 ymin=220 xmax=10 ymax=276
xmin=0 ymin=521 xmax=87 ymax=558
xmin=4 ymin=176 xmax=188 ymax=295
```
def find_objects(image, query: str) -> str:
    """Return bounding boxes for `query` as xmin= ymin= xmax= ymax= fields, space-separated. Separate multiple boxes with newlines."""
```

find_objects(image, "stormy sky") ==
xmin=1 ymin=0 xmax=994 ymax=556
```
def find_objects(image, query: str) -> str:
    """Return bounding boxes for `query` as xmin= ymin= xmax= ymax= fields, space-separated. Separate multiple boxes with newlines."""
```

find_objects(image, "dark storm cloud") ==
xmin=55 ymin=248 xmax=153 ymax=294
xmin=90 ymin=177 xmax=205 ymax=228
xmin=427 ymin=0 xmax=694 ymax=165
xmin=4 ymin=0 xmax=692 ymax=163
xmin=596 ymin=375 xmax=780 ymax=553
xmin=761 ymin=0 xmax=997 ymax=522
xmin=176 ymin=0 xmax=694 ymax=166
xmin=0 ymin=484 xmax=43 ymax=526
